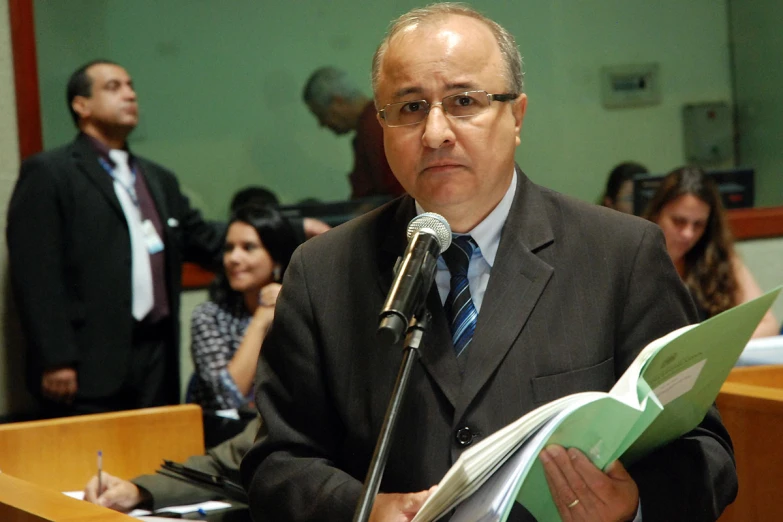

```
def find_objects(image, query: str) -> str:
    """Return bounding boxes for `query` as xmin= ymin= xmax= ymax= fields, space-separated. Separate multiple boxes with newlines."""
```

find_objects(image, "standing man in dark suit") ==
xmin=6 ymin=60 xmax=224 ymax=417
xmin=241 ymin=5 xmax=737 ymax=522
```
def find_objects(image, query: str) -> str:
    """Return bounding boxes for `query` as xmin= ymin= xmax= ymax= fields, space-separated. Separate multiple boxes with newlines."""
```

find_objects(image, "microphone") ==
xmin=377 ymin=212 xmax=452 ymax=345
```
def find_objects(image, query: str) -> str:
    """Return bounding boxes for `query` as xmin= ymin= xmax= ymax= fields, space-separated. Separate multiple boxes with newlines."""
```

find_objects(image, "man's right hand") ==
xmin=84 ymin=471 xmax=144 ymax=513
xmin=303 ymin=217 xmax=332 ymax=238
xmin=41 ymin=367 xmax=77 ymax=403
xmin=369 ymin=487 xmax=437 ymax=522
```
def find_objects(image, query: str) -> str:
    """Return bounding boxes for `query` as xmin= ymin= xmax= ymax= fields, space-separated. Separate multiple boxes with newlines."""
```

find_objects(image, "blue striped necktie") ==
xmin=442 ymin=235 xmax=478 ymax=357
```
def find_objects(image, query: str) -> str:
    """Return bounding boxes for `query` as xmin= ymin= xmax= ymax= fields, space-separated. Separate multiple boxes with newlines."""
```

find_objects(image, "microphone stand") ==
xmin=352 ymin=311 xmax=432 ymax=522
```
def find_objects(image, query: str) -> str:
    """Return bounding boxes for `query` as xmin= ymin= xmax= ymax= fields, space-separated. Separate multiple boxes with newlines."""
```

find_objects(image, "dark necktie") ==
xmin=442 ymin=235 xmax=479 ymax=357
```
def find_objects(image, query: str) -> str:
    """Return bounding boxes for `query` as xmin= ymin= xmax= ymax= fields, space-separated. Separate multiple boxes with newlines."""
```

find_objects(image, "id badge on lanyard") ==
xmin=100 ymin=156 xmax=166 ymax=255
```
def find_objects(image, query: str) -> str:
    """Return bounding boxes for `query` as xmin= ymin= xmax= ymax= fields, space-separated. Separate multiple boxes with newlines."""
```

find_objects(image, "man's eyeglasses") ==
xmin=378 ymin=90 xmax=519 ymax=128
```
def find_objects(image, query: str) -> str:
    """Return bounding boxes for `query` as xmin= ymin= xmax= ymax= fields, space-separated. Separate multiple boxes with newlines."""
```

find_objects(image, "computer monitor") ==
xmin=632 ymin=167 xmax=755 ymax=216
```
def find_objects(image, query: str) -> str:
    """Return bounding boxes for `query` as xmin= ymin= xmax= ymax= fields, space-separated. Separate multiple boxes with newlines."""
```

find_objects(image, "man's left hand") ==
xmin=539 ymin=445 xmax=639 ymax=522
xmin=369 ymin=486 xmax=437 ymax=522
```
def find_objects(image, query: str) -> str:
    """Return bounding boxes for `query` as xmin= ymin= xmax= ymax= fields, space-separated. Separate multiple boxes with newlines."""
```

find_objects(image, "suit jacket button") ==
xmin=455 ymin=427 xmax=474 ymax=447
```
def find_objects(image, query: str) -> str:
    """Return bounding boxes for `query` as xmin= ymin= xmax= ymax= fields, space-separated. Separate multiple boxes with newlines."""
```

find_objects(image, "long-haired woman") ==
xmin=644 ymin=166 xmax=778 ymax=337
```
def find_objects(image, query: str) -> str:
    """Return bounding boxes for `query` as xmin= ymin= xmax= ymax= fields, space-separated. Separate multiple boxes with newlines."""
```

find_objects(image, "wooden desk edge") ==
xmin=728 ymin=206 xmax=783 ymax=240
xmin=0 ymin=473 xmax=135 ymax=521
xmin=0 ymin=403 xmax=203 ymax=431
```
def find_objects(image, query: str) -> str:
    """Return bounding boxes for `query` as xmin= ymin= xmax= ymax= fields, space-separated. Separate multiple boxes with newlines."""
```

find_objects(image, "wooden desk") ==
xmin=728 ymin=206 xmax=783 ymax=240
xmin=0 ymin=405 xmax=204 ymax=491
xmin=717 ymin=365 xmax=783 ymax=521
xmin=182 ymin=262 xmax=216 ymax=289
xmin=0 ymin=472 xmax=135 ymax=522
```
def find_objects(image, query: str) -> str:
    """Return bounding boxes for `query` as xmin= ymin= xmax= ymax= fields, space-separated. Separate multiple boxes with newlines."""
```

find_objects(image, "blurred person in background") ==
xmin=304 ymin=66 xmax=405 ymax=200
xmin=601 ymin=161 xmax=649 ymax=214
xmin=230 ymin=185 xmax=330 ymax=242
xmin=84 ymin=416 xmax=260 ymax=513
xmin=644 ymin=166 xmax=778 ymax=337
xmin=6 ymin=59 xmax=223 ymax=417
xmin=188 ymin=205 xmax=298 ymax=411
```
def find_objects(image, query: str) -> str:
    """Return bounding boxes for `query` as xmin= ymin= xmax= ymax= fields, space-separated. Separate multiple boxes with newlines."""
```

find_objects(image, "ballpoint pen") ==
xmin=155 ymin=508 xmax=209 ymax=519
xmin=97 ymin=450 xmax=103 ymax=493
xmin=183 ymin=508 xmax=209 ymax=520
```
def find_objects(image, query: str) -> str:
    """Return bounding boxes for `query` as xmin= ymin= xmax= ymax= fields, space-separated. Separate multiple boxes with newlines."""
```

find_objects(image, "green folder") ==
xmin=413 ymin=287 xmax=781 ymax=522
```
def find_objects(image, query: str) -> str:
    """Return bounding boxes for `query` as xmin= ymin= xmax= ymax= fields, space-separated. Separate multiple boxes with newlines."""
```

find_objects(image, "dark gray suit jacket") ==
xmin=6 ymin=134 xmax=224 ymax=401
xmin=133 ymin=416 xmax=260 ymax=511
xmin=241 ymin=171 xmax=737 ymax=521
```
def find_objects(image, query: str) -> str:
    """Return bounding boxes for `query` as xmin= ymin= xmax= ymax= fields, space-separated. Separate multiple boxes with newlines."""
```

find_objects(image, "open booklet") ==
xmin=412 ymin=286 xmax=781 ymax=522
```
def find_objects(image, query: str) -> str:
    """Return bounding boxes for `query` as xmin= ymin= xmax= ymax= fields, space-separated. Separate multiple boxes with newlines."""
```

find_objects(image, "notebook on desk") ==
xmin=157 ymin=460 xmax=248 ymax=503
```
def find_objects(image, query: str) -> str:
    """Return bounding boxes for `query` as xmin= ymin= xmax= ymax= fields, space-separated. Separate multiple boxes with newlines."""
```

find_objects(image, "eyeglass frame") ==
xmin=377 ymin=90 xmax=520 ymax=128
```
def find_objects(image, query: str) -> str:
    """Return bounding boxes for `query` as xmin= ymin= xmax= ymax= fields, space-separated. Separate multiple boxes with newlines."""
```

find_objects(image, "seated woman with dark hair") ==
xmin=189 ymin=205 xmax=299 ymax=410
xmin=644 ymin=166 xmax=779 ymax=337
xmin=602 ymin=161 xmax=648 ymax=214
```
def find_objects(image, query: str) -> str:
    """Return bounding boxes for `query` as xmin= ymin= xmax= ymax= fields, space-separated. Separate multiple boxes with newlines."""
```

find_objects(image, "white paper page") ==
xmin=652 ymin=359 xmax=707 ymax=406
xmin=413 ymin=393 xmax=604 ymax=522
xmin=449 ymin=403 xmax=588 ymax=522
xmin=60 ymin=491 xmax=230 ymax=517
xmin=744 ymin=335 xmax=783 ymax=350
xmin=610 ymin=324 xmax=697 ymax=404
xmin=154 ymin=500 xmax=232 ymax=514
xmin=61 ymin=490 xmax=152 ymax=516
xmin=736 ymin=335 xmax=783 ymax=366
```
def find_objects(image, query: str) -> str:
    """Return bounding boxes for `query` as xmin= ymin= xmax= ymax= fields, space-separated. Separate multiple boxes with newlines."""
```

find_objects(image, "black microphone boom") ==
xmin=377 ymin=213 xmax=451 ymax=345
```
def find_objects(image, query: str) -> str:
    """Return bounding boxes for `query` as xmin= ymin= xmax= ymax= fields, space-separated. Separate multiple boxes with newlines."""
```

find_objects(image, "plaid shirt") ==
xmin=189 ymin=300 xmax=253 ymax=410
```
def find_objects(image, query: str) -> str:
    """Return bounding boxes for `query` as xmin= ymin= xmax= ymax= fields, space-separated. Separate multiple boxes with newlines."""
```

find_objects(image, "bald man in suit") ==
xmin=241 ymin=5 xmax=736 ymax=522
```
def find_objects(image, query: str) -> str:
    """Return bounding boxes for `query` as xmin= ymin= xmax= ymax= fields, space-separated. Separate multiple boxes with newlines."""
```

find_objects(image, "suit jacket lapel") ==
xmin=455 ymin=169 xmax=555 ymax=421
xmin=71 ymin=135 xmax=125 ymax=219
xmin=378 ymin=197 xmax=463 ymax=409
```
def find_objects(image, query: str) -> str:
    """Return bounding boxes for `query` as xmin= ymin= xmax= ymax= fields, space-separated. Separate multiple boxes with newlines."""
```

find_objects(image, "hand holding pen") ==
xmin=84 ymin=469 xmax=146 ymax=513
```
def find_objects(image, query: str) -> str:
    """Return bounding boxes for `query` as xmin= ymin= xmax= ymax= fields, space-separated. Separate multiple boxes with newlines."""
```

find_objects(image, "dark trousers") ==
xmin=40 ymin=318 xmax=176 ymax=418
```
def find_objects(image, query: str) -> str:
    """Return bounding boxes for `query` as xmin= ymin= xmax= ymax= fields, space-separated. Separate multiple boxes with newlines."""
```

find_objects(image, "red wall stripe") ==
xmin=9 ymin=0 xmax=43 ymax=159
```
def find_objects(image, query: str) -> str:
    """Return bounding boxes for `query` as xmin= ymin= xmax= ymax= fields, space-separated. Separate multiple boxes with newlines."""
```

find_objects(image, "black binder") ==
xmin=156 ymin=460 xmax=248 ymax=503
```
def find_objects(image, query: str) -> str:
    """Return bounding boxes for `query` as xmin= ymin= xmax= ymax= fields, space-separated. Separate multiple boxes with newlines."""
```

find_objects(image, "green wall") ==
xmin=34 ymin=0 xmax=768 ymax=220
xmin=729 ymin=0 xmax=783 ymax=207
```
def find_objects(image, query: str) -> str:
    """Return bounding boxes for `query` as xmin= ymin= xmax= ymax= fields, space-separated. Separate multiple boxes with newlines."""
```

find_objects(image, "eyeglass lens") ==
xmin=385 ymin=91 xmax=491 ymax=126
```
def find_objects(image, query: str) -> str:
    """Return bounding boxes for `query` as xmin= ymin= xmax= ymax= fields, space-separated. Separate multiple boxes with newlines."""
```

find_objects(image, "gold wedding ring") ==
xmin=567 ymin=499 xmax=580 ymax=508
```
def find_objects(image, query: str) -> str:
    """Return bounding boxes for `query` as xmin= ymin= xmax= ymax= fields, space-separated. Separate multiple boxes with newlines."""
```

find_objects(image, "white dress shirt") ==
xmin=416 ymin=169 xmax=517 ymax=312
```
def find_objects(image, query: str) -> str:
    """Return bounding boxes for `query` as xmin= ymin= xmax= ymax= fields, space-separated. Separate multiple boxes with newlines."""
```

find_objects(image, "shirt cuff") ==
xmin=631 ymin=499 xmax=642 ymax=522
xmin=217 ymin=368 xmax=250 ymax=409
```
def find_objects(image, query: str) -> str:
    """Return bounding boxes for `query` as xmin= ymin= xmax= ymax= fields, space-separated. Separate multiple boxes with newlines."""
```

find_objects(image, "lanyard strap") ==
xmin=99 ymin=156 xmax=140 ymax=208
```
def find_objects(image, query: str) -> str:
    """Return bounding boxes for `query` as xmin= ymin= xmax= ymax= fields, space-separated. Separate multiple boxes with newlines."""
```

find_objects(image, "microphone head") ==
xmin=407 ymin=212 xmax=452 ymax=253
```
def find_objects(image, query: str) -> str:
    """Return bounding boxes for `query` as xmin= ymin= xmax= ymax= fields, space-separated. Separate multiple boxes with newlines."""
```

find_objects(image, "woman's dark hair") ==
xmin=210 ymin=204 xmax=299 ymax=308
xmin=643 ymin=166 xmax=737 ymax=317
xmin=602 ymin=161 xmax=648 ymax=206
xmin=229 ymin=186 xmax=280 ymax=214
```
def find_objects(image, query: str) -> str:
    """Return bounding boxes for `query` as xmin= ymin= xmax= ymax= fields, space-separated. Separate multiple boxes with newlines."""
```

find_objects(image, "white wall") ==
xmin=179 ymin=288 xmax=208 ymax=400
xmin=736 ymin=238 xmax=783 ymax=325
